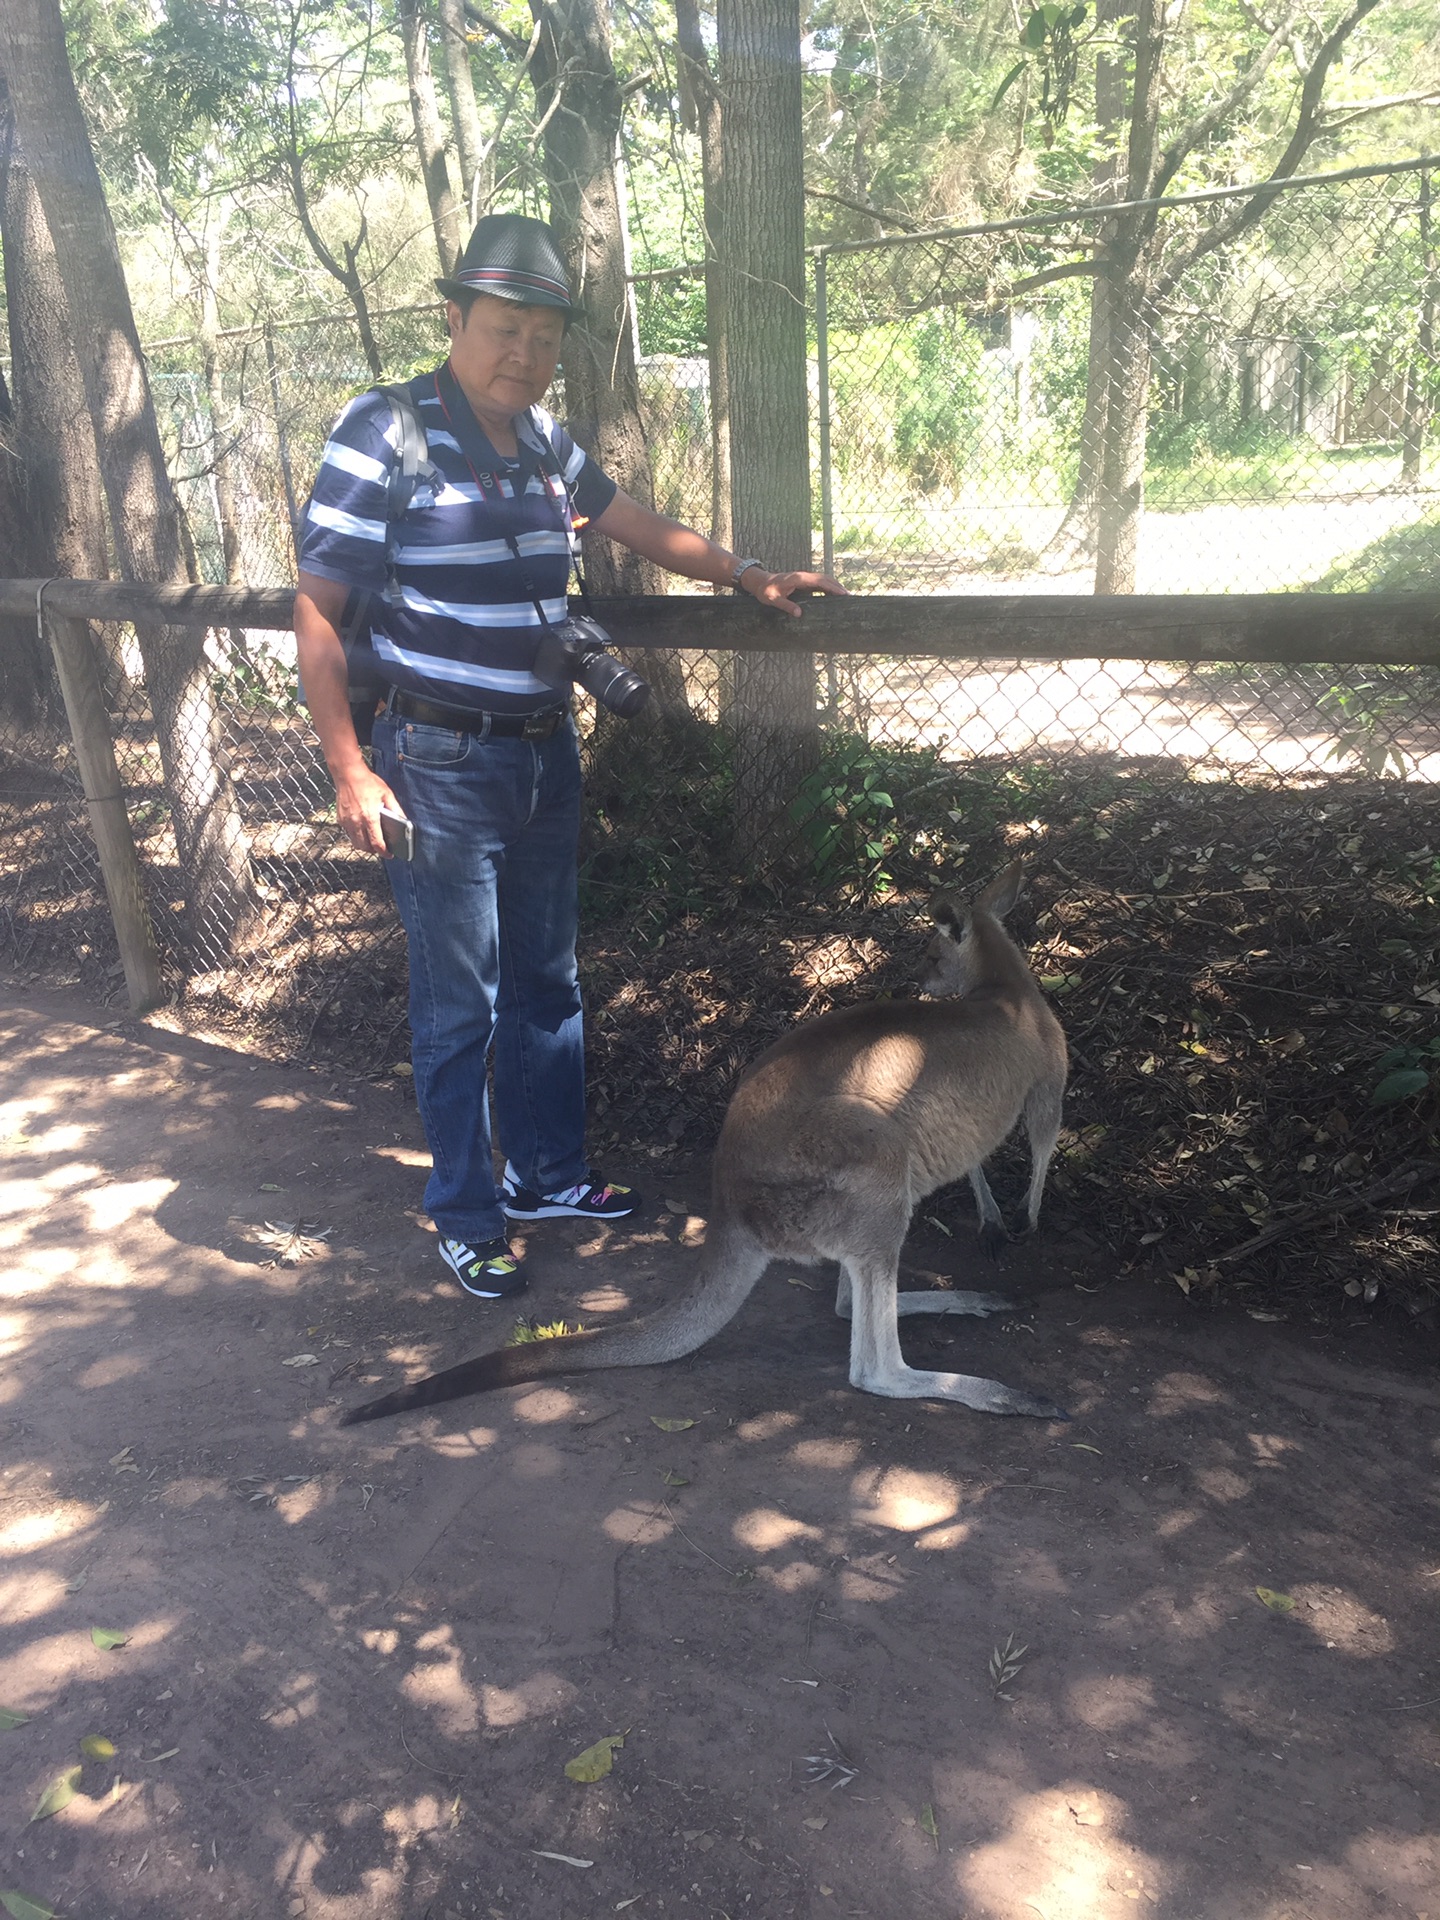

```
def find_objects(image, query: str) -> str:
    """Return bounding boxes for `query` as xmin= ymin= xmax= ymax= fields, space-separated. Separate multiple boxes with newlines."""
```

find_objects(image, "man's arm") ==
xmin=591 ymin=490 xmax=846 ymax=616
xmin=295 ymin=571 xmax=398 ymax=857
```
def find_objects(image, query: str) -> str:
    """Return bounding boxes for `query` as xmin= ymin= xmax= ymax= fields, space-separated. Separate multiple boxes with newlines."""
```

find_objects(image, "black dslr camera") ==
xmin=533 ymin=614 xmax=650 ymax=719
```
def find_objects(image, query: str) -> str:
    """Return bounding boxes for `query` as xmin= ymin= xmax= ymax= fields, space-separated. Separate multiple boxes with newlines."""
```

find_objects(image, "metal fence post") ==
xmin=265 ymin=323 xmax=303 ymax=561
xmin=815 ymin=248 xmax=835 ymax=581
xmin=37 ymin=587 xmax=165 ymax=1012
xmin=814 ymin=248 xmax=839 ymax=717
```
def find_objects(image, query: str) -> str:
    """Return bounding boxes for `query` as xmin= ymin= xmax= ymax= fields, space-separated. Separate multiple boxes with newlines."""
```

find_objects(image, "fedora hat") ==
xmin=435 ymin=212 xmax=577 ymax=314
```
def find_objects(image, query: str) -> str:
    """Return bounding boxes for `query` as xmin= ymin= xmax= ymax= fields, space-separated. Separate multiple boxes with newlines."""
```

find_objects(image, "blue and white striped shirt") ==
xmin=299 ymin=367 xmax=617 ymax=715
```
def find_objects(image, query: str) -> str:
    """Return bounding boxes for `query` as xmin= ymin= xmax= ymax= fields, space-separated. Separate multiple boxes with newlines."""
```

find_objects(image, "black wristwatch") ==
xmin=731 ymin=557 xmax=765 ymax=589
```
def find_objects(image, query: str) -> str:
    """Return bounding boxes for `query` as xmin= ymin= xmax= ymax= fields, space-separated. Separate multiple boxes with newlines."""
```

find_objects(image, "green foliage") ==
xmin=1012 ymin=3 xmax=1090 ymax=131
xmin=790 ymin=735 xmax=899 ymax=891
xmin=1311 ymin=509 xmax=1440 ymax=595
xmin=1319 ymin=678 xmax=1412 ymax=780
xmin=890 ymin=311 xmax=987 ymax=493
xmin=1371 ymin=1038 xmax=1440 ymax=1106
xmin=579 ymin=715 xmax=737 ymax=930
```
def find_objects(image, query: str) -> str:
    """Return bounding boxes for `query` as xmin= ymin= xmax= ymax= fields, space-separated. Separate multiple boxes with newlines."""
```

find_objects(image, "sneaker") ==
xmin=438 ymin=1236 xmax=528 ymax=1299
xmin=501 ymin=1168 xmax=639 ymax=1222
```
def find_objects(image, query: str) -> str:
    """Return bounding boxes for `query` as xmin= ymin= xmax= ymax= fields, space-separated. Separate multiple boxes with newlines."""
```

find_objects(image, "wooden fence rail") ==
xmin=7 ymin=577 xmax=1440 ymax=1015
xmin=3 ymin=579 xmax=1440 ymax=662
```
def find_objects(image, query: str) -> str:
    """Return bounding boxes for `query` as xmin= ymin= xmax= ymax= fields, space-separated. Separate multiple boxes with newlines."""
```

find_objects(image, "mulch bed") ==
xmin=581 ymin=768 xmax=1440 ymax=1329
xmin=7 ymin=735 xmax=1440 ymax=1328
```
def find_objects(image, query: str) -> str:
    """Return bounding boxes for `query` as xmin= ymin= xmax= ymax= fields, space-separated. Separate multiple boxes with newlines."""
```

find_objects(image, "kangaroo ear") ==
xmin=928 ymin=892 xmax=965 ymax=939
xmin=977 ymin=859 xmax=1025 ymax=918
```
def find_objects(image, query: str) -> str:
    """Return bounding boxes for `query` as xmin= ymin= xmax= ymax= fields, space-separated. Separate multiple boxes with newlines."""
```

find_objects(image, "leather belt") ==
xmin=387 ymin=689 xmax=569 ymax=740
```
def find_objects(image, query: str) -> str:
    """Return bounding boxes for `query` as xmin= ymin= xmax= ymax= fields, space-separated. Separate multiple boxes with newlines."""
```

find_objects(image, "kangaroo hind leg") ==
xmin=843 ymin=1256 xmax=1064 ymax=1417
xmin=1021 ymin=1073 xmax=1065 ymax=1233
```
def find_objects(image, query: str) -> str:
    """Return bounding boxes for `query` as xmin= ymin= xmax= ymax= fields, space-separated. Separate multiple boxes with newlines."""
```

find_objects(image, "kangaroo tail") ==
xmin=340 ymin=1220 xmax=769 ymax=1426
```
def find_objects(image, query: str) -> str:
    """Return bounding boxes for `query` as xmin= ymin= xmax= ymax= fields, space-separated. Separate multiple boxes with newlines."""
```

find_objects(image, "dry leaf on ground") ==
xmin=1256 ymin=1586 xmax=1296 ymax=1612
xmin=31 ymin=1768 xmax=81 ymax=1822
xmin=565 ymin=1734 xmax=624 ymax=1783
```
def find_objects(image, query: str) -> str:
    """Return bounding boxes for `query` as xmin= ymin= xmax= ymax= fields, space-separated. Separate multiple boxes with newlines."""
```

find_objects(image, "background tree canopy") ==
xmin=22 ymin=0 xmax=1433 ymax=358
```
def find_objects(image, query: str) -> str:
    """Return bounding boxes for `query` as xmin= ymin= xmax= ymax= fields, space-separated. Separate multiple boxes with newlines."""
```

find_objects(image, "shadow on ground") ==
xmin=1 ymin=987 xmax=1437 ymax=1920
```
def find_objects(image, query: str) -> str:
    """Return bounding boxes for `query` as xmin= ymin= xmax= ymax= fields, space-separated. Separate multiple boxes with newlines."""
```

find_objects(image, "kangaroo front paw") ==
xmin=979 ymin=1220 xmax=1010 ymax=1261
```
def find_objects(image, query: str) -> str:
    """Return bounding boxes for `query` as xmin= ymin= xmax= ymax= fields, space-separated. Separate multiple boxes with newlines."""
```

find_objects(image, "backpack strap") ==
xmin=372 ymin=382 xmax=442 ymax=606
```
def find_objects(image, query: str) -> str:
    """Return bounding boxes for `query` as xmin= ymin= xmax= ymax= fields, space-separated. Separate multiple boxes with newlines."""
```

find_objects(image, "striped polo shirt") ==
xmin=298 ymin=366 xmax=618 ymax=715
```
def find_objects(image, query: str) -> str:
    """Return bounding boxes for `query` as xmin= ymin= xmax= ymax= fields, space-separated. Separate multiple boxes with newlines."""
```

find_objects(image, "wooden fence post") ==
xmin=40 ymin=597 xmax=165 ymax=1012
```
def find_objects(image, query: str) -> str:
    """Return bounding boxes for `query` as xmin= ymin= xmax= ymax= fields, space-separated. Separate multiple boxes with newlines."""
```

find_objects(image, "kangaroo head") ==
xmin=918 ymin=860 xmax=1026 ymax=997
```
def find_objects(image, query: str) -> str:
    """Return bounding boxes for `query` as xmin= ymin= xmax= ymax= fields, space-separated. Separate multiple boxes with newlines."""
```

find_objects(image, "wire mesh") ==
xmin=803 ymin=167 xmax=1439 ymax=596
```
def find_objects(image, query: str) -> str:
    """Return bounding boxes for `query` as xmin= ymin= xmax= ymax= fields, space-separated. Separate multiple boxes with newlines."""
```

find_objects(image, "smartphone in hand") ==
xmin=378 ymin=803 xmax=415 ymax=861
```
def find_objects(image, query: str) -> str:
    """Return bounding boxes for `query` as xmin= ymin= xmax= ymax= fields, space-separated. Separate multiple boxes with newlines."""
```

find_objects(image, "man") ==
xmin=295 ymin=213 xmax=844 ymax=1301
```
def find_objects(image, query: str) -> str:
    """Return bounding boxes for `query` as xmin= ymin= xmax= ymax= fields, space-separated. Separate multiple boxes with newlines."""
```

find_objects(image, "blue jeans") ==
xmin=371 ymin=709 xmax=586 ymax=1244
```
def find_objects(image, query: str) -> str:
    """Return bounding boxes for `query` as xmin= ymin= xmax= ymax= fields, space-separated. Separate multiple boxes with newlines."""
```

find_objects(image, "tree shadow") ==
xmin=2 ymin=984 xmax=1438 ymax=1917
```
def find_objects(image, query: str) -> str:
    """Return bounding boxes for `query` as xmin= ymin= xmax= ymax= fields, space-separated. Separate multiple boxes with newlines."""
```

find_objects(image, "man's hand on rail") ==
xmin=737 ymin=566 xmax=847 ymax=618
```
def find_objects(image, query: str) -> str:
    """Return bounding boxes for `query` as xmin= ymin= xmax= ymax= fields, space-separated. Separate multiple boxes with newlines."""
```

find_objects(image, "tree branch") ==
xmin=1152 ymin=0 xmax=1385 ymax=305
xmin=463 ymin=2 xmax=530 ymax=58
xmin=804 ymin=184 xmax=923 ymax=232
xmin=1320 ymin=88 xmax=1440 ymax=130
xmin=1147 ymin=0 xmax=1304 ymax=205
xmin=1007 ymin=258 xmax=1100 ymax=295
xmin=674 ymin=0 xmax=715 ymax=127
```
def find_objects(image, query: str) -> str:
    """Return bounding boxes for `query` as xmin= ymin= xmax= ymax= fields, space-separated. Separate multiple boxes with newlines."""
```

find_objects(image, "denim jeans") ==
xmin=371 ymin=709 xmax=586 ymax=1244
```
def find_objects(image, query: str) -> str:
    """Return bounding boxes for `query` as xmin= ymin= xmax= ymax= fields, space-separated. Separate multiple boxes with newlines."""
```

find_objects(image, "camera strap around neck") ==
xmin=433 ymin=362 xmax=597 ymax=631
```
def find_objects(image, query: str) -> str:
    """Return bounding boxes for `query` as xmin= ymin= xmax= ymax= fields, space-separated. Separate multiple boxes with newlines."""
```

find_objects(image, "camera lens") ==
xmin=578 ymin=652 xmax=651 ymax=718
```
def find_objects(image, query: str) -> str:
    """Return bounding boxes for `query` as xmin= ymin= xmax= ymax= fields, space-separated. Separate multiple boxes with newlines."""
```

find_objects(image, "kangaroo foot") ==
xmin=898 ymin=1289 xmax=1014 ymax=1318
xmin=850 ymin=1360 xmax=1067 ymax=1419
xmin=839 ymin=1289 xmax=1015 ymax=1320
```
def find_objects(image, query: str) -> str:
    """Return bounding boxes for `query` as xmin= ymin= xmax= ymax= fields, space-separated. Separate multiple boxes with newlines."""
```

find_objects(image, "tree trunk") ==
xmin=1092 ymin=0 xmax=1164 ymax=593
xmin=398 ymin=0 xmax=461 ymax=276
xmin=527 ymin=0 xmax=690 ymax=723
xmin=530 ymin=0 xmax=657 ymax=593
xmin=0 ymin=75 xmax=111 ymax=719
xmin=0 ymin=0 xmax=255 ymax=953
xmin=717 ymin=0 xmax=818 ymax=848
xmin=1093 ymin=292 xmax=1153 ymax=593
xmin=1401 ymin=169 xmax=1434 ymax=487
xmin=436 ymin=0 xmax=486 ymax=220
xmin=1048 ymin=0 xmax=1139 ymax=570
xmin=199 ymin=224 xmax=243 ymax=584
xmin=676 ymin=0 xmax=731 ymax=561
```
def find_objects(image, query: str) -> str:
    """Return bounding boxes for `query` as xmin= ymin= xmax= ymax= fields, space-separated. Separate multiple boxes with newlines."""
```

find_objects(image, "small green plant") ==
xmin=1319 ymin=678 xmax=1410 ymax=779
xmin=1371 ymin=1038 xmax=1440 ymax=1106
xmin=790 ymin=736 xmax=897 ymax=890
xmin=507 ymin=1317 xmax=583 ymax=1344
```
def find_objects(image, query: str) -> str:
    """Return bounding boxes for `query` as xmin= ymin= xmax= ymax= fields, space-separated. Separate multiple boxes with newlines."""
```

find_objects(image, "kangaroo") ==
xmin=342 ymin=861 xmax=1068 ymax=1427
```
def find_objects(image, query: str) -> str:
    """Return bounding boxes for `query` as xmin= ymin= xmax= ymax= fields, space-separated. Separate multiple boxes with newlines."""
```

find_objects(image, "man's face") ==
xmin=445 ymin=293 xmax=565 ymax=420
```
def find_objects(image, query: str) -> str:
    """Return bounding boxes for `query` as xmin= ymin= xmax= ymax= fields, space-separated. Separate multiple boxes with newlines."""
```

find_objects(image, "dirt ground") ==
xmin=2 ymin=985 xmax=1438 ymax=1920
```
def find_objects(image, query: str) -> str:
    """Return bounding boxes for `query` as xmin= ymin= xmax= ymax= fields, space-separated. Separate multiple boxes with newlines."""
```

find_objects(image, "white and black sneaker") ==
xmin=438 ymin=1236 xmax=528 ymax=1298
xmin=501 ymin=1166 xmax=639 ymax=1222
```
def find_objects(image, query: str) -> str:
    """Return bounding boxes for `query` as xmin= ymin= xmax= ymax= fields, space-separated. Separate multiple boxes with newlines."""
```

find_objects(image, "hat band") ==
xmin=454 ymin=264 xmax=571 ymax=303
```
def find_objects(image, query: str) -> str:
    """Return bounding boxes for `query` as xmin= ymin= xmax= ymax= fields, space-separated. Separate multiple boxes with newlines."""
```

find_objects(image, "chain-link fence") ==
xmin=5 ymin=609 xmax=1440 ymax=1308
xmin=3 ymin=159 xmax=1439 ymax=1309
xmin=138 ymin=161 xmax=1438 ymax=608
xmin=633 ymin=158 xmax=1440 ymax=597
